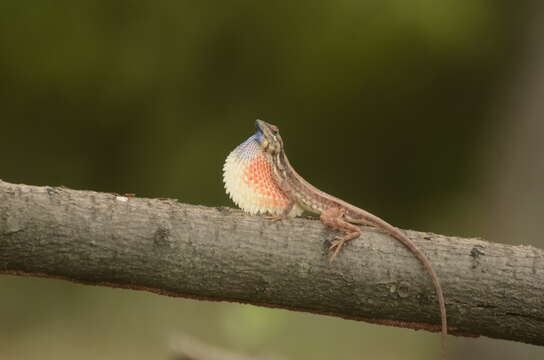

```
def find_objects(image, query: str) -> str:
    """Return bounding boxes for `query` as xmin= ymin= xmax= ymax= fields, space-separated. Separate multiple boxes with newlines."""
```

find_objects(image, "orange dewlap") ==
xmin=224 ymin=127 xmax=299 ymax=216
xmin=243 ymin=154 xmax=290 ymax=209
xmin=223 ymin=134 xmax=302 ymax=216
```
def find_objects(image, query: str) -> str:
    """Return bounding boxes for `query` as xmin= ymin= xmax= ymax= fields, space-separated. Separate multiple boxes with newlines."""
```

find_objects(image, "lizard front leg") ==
xmin=320 ymin=207 xmax=361 ymax=261
xmin=264 ymin=200 xmax=295 ymax=221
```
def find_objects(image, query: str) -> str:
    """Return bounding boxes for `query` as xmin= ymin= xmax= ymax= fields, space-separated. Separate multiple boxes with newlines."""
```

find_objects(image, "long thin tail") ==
xmin=358 ymin=210 xmax=447 ymax=358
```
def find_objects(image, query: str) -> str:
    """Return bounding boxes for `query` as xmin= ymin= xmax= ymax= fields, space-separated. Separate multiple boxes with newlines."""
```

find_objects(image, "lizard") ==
xmin=223 ymin=119 xmax=447 ymax=357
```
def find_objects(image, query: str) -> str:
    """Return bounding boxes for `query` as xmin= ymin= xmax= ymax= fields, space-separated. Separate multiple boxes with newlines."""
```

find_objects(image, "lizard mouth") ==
xmin=255 ymin=119 xmax=278 ymax=136
xmin=255 ymin=119 xmax=266 ymax=132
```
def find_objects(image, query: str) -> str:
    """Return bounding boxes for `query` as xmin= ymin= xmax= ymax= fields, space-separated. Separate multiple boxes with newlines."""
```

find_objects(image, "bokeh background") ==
xmin=1 ymin=1 xmax=543 ymax=359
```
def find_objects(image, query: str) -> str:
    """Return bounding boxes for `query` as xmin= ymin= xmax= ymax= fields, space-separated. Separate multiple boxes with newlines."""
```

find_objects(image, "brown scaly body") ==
xmin=224 ymin=119 xmax=448 ymax=358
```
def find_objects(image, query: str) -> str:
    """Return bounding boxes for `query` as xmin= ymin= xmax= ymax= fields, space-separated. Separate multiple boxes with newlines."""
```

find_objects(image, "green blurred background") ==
xmin=1 ymin=1 xmax=543 ymax=359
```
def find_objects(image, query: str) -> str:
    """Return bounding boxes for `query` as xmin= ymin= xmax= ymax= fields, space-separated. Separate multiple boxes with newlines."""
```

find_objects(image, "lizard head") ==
xmin=255 ymin=119 xmax=283 ymax=155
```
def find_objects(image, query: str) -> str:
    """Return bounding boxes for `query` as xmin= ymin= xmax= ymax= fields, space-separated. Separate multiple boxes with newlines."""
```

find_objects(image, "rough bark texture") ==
xmin=0 ymin=179 xmax=543 ymax=346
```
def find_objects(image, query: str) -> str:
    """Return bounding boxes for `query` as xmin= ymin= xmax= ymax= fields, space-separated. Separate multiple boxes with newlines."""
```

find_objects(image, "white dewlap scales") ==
xmin=223 ymin=135 xmax=302 ymax=216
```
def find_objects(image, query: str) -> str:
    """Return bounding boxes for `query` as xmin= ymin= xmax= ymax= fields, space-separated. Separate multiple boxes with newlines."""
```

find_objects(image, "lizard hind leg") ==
xmin=320 ymin=207 xmax=362 ymax=262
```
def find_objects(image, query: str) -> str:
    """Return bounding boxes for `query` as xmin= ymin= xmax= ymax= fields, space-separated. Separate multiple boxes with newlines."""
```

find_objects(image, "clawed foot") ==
xmin=328 ymin=236 xmax=347 ymax=262
xmin=264 ymin=214 xmax=284 ymax=222
xmin=320 ymin=207 xmax=361 ymax=262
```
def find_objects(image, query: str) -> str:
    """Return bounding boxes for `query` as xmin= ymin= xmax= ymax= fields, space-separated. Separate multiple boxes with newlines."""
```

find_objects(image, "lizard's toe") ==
xmin=328 ymin=237 xmax=346 ymax=262
xmin=264 ymin=214 xmax=284 ymax=221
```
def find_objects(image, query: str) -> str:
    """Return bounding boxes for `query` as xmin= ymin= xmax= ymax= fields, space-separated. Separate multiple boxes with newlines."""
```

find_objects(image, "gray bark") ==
xmin=0 ymin=179 xmax=543 ymax=346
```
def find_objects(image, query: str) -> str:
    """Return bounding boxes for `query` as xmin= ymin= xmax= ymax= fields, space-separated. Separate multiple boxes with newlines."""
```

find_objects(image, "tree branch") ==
xmin=0 ymin=179 xmax=543 ymax=346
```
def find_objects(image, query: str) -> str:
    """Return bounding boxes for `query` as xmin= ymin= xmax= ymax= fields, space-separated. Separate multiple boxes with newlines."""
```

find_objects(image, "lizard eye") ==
xmin=270 ymin=125 xmax=279 ymax=134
